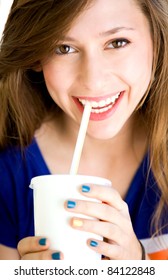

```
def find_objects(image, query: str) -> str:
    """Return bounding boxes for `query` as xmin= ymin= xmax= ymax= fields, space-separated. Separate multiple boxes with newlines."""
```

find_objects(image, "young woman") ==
xmin=0 ymin=0 xmax=168 ymax=260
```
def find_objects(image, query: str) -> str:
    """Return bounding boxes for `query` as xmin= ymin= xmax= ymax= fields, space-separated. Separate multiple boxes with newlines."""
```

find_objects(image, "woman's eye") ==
xmin=55 ymin=45 xmax=75 ymax=55
xmin=107 ymin=39 xmax=130 ymax=49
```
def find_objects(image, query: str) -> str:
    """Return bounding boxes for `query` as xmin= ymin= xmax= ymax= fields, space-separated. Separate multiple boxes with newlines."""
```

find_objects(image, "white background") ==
xmin=0 ymin=0 xmax=13 ymax=38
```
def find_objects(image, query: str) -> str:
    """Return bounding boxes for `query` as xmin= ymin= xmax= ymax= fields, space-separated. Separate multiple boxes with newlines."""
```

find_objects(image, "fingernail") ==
xmin=39 ymin=238 xmax=46 ymax=246
xmin=72 ymin=219 xmax=83 ymax=227
xmin=52 ymin=252 xmax=61 ymax=260
xmin=90 ymin=240 xmax=98 ymax=247
xmin=82 ymin=185 xmax=90 ymax=193
xmin=67 ymin=200 xmax=76 ymax=208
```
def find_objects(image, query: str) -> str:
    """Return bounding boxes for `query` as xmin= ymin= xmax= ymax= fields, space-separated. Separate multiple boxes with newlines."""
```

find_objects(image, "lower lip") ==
xmin=73 ymin=91 xmax=124 ymax=121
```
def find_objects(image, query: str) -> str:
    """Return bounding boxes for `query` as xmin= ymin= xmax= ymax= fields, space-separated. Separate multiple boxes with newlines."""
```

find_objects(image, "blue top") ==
xmin=0 ymin=139 xmax=168 ymax=255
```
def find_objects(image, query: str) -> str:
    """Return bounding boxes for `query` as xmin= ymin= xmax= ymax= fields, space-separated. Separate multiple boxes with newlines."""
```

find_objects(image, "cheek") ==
xmin=43 ymin=62 xmax=75 ymax=97
xmin=42 ymin=70 xmax=64 ymax=102
xmin=124 ymin=49 xmax=153 ymax=94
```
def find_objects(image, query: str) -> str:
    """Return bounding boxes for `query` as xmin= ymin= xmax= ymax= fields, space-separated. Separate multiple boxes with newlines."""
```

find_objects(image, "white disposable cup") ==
xmin=30 ymin=174 xmax=111 ymax=261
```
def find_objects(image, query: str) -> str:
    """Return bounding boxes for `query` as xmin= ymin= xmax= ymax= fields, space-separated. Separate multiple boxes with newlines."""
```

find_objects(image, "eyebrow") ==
xmin=99 ymin=27 xmax=135 ymax=37
xmin=60 ymin=27 xmax=135 ymax=42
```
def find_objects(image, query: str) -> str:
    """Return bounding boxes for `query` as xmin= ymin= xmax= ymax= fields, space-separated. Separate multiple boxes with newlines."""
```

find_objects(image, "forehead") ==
xmin=65 ymin=0 xmax=149 ymax=37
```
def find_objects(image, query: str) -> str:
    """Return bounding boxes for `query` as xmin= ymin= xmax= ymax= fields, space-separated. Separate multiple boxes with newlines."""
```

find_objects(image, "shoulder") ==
xmin=0 ymin=139 xmax=49 ymax=177
xmin=0 ymin=145 xmax=25 ymax=184
xmin=0 ymin=139 xmax=50 ymax=198
xmin=0 ymin=140 xmax=33 ymax=192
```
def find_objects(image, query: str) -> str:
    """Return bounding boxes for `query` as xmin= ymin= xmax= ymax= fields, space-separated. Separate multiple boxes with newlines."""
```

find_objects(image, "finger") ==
xmin=87 ymin=238 xmax=143 ymax=260
xmin=17 ymin=236 xmax=50 ymax=257
xmin=71 ymin=218 xmax=142 ymax=260
xmin=79 ymin=184 xmax=129 ymax=215
xmin=87 ymin=238 xmax=122 ymax=260
xmin=21 ymin=250 xmax=63 ymax=260
xmin=65 ymin=199 xmax=130 ymax=226
xmin=70 ymin=217 xmax=128 ymax=243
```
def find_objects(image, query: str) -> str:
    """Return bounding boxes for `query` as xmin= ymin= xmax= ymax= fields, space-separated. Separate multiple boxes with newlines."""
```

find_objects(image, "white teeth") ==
xmin=78 ymin=92 xmax=121 ymax=113
xmin=99 ymin=100 xmax=106 ymax=107
xmin=92 ymin=104 xmax=113 ymax=113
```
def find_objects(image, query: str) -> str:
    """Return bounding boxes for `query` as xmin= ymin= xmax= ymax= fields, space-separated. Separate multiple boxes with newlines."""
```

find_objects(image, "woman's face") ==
xmin=42 ymin=0 xmax=153 ymax=139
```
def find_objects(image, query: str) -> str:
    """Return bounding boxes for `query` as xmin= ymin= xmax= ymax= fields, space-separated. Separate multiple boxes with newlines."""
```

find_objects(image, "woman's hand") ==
xmin=17 ymin=237 xmax=63 ymax=260
xmin=65 ymin=184 xmax=143 ymax=260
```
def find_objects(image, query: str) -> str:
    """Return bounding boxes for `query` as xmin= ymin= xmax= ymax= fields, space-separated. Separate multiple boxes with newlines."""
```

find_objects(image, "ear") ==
xmin=32 ymin=61 xmax=42 ymax=72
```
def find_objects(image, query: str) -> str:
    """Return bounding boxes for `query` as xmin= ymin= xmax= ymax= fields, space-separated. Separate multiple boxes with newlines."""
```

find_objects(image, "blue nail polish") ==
xmin=39 ymin=238 xmax=46 ymax=246
xmin=82 ymin=185 xmax=90 ymax=193
xmin=52 ymin=252 xmax=60 ymax=260
xmin=90 ymin=240 xmax=98 ymax=247
xmin=67 ymin=200 xmax=76 ymax=208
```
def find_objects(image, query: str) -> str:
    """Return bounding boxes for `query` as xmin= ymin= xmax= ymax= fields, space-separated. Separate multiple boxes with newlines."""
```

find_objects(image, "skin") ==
xmin=0 ymin=0 xmax=153 ymax=259
xmin=41 ymin=0 xmax=153 ymax=141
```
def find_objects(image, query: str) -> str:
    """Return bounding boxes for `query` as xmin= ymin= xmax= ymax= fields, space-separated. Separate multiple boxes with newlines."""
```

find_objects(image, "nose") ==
xmin=79 ymin=53 xmax=109 ymax=93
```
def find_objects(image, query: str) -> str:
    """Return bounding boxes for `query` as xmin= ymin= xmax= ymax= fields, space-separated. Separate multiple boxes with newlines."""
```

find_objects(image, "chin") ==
xmin=86 ymin=127 xmax=122 ymax=141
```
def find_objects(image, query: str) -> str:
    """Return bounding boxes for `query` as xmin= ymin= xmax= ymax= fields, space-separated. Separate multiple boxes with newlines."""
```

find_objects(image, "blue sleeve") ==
xmin=0 ymin=146 xmax=38 ymax=248
xmin=0 ymin=158 xmax=19 ymax=248
xmin=0 ymin=142 xmax=50 ymax=248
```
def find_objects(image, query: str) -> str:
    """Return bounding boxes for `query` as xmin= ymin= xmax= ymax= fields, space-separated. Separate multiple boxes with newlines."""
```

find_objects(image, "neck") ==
xmin=35 ymin=111 xmax=147 ymax=198
xmin=61 ymin=111 xmax=147 ymax=163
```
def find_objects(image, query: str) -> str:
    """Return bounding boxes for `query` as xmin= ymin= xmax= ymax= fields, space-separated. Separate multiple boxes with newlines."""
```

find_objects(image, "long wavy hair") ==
xmin=0 ymin=0 xmax=168 ymax=235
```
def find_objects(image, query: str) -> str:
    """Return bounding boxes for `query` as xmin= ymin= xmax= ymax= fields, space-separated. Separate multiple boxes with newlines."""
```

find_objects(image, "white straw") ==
xmin=69 ymin=103 xmax=92 ymax=175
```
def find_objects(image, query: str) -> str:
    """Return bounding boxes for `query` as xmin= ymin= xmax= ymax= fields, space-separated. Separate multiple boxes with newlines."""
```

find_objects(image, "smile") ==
xmin=78 ymin=92 xmax=121 ymax=113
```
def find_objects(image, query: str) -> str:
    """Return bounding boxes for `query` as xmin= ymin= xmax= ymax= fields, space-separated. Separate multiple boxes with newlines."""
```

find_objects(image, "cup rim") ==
xmin=29 ymin=174 xmax=111 ymax=189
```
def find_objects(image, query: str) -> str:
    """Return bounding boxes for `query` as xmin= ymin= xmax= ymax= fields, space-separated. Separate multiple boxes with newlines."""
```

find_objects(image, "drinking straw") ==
xmin=69 ymin=103 xmax=92 ymax=174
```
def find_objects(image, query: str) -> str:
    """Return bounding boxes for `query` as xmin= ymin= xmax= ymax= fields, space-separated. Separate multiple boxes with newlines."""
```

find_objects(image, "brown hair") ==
xmin=136 ymin=0 xmax=168 ymax=235
xmin=0 ymin=0 xmax=168 ymax=235
xmin=0 ymin=0 xmax=90 ymax=148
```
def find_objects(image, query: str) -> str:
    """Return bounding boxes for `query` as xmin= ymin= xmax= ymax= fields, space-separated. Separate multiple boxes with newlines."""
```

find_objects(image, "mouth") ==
xmin=78 ymin=92 xmax=121 ymax=113
xmin=73 ymin=91 xmax=124 ymax=121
